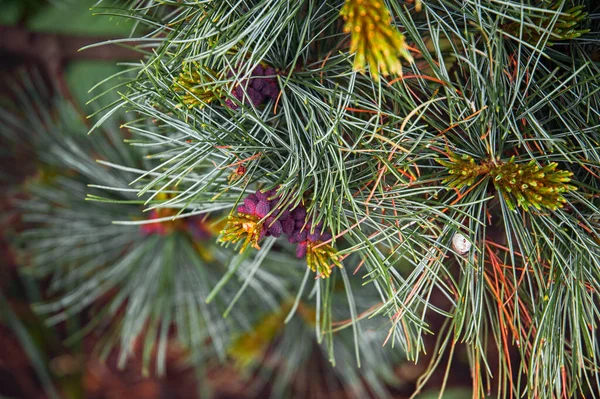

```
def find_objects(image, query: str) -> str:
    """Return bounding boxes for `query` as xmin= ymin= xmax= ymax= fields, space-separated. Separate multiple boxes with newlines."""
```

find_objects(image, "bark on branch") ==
xmin=0 ymin=25 xmax=141 ymax=68
xmin=0 ymin=24 xmax=142 ymax=116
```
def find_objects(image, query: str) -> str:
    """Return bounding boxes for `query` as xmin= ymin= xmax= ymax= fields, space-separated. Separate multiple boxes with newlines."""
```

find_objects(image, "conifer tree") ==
xmin=5 ymin=0 xmax=600 ymax=398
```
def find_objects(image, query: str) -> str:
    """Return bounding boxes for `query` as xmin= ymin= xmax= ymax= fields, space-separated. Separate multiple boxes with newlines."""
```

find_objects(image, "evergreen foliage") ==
xmin=5 ymin=0 xmax=600 ymax=397
xmin=2 ymin=72 xmax=404 ymax=398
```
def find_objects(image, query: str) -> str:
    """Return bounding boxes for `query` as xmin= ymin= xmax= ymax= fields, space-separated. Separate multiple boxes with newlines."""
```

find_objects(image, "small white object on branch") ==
xmin=452 ymin=233 xmax=471 ymax=256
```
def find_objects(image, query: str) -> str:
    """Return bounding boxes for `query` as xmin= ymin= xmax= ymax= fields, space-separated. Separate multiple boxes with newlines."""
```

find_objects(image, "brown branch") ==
xmin=0 ymin=24 xmax=142 ymax=121
xmin=0 ymin=25 xmax=141 ymax=66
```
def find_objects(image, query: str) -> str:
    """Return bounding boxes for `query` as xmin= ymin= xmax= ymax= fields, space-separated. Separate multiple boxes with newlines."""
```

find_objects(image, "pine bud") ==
xmin=173 ymin=63 xmax=220 ymax=109
xmin=502 ymin=3 xmax=589 ymax=46
xmin=436 ymin=151 xmax=492 ymax=188
xmin=490 ymin=158 xmax=576 ymax=211
xmin=340 ymin=0 xmax=413 ymax=81
xmin=219 ymin=189 xmax=292 ymax=252
xmin=221 ymin=190 xmax=342 ymax=277
xmin=226 ymin=64 xmax=280 ymax=109
xmin=438 ymin=152 xmax=576 ymax=212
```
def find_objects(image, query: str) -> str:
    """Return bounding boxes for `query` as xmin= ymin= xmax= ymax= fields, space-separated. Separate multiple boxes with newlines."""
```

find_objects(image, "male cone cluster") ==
xmin=221 ymin=189 xmax=342 ymax=277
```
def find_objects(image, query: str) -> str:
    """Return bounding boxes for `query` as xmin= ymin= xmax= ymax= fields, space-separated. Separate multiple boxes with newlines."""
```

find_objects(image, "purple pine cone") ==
xmin=243 ymin=197 xmax=257 ymax=213
xmin=292 ymin=207 xmax=306 ymax=220
xmin=252 ymin=79 xmax=265 ymax=91
xmin=308 ymin=232 xmax=321 ymax=242
xmin=253 ymin=65 xmax=265 ymax=76
xmin=233 ymin=85 xmax=244 ymax=99
xmin=236 ymin=189 xmax=296 ymax=239
xmin=289 ymin=229 xmax=307 ymax=244
xmin=247 ymin=87 xmax=264 ymax=106
xmin=255 ymin=200 xmax=271 ymax=218
xmin=320 ymin=232 xmax=332 ymax=241
xmin=255 ymin=190 xmax=267 ymax=202
xmin=296 ymin=242 xmax=307 ymax=258
xmin=281 ymin=219 xmax=295 ymax=235
xmin=278 ymin=209 xmax=291 ymax=220
xmin=265 ymin=217 xmax=282 ymax=237
xmin=256 ymin=189 xmax=276 ymax=202
xmin=262 ymin=82 xmax=279 ymax=99
xmin=236 ymin=189 xmax=337 ymax=254
xmin=225 ymin=64 xmax=278 ymax=109
xmin=225 ymin=99 xmax=237 ymax=109
xmin=293 ymin=228 xmax=333 ymax=259
xmin=246 ymin=193 xmax=259 ymax=203
xmin=288 ymin=214 xmax=334 ymax=257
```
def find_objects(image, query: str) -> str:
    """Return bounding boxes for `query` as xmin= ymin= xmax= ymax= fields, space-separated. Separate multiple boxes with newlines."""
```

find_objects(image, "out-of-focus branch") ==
xmin=0 ymin=25 xmax=141 ymax=66
xmin=0 ymin=24 xmax=141 ymax=119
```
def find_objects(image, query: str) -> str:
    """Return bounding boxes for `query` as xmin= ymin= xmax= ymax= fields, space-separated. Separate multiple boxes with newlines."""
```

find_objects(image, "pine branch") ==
xmin=0 ymin=25 xmax=141 ymax=63
xmin=6 ymin=0 xmax=600 ymax=398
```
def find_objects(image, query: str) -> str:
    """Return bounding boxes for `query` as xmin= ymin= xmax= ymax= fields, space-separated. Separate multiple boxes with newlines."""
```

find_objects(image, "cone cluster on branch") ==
xmin=438 ymin=152 xmax=576 ymax=211
xmin=221 ymin=189 xmax=341 ymax=277
xmin=225 ymin=64 xmax=280 ymax=109
xmin=340 ymin=0 xmax=413 ymax=81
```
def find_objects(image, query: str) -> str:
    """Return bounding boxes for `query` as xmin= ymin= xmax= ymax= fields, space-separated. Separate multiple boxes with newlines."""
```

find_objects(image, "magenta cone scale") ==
xmin=223 ymin=189 xmax=341 ymax=276
xmin=225 ymin=65 xmax=280 ymax=109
